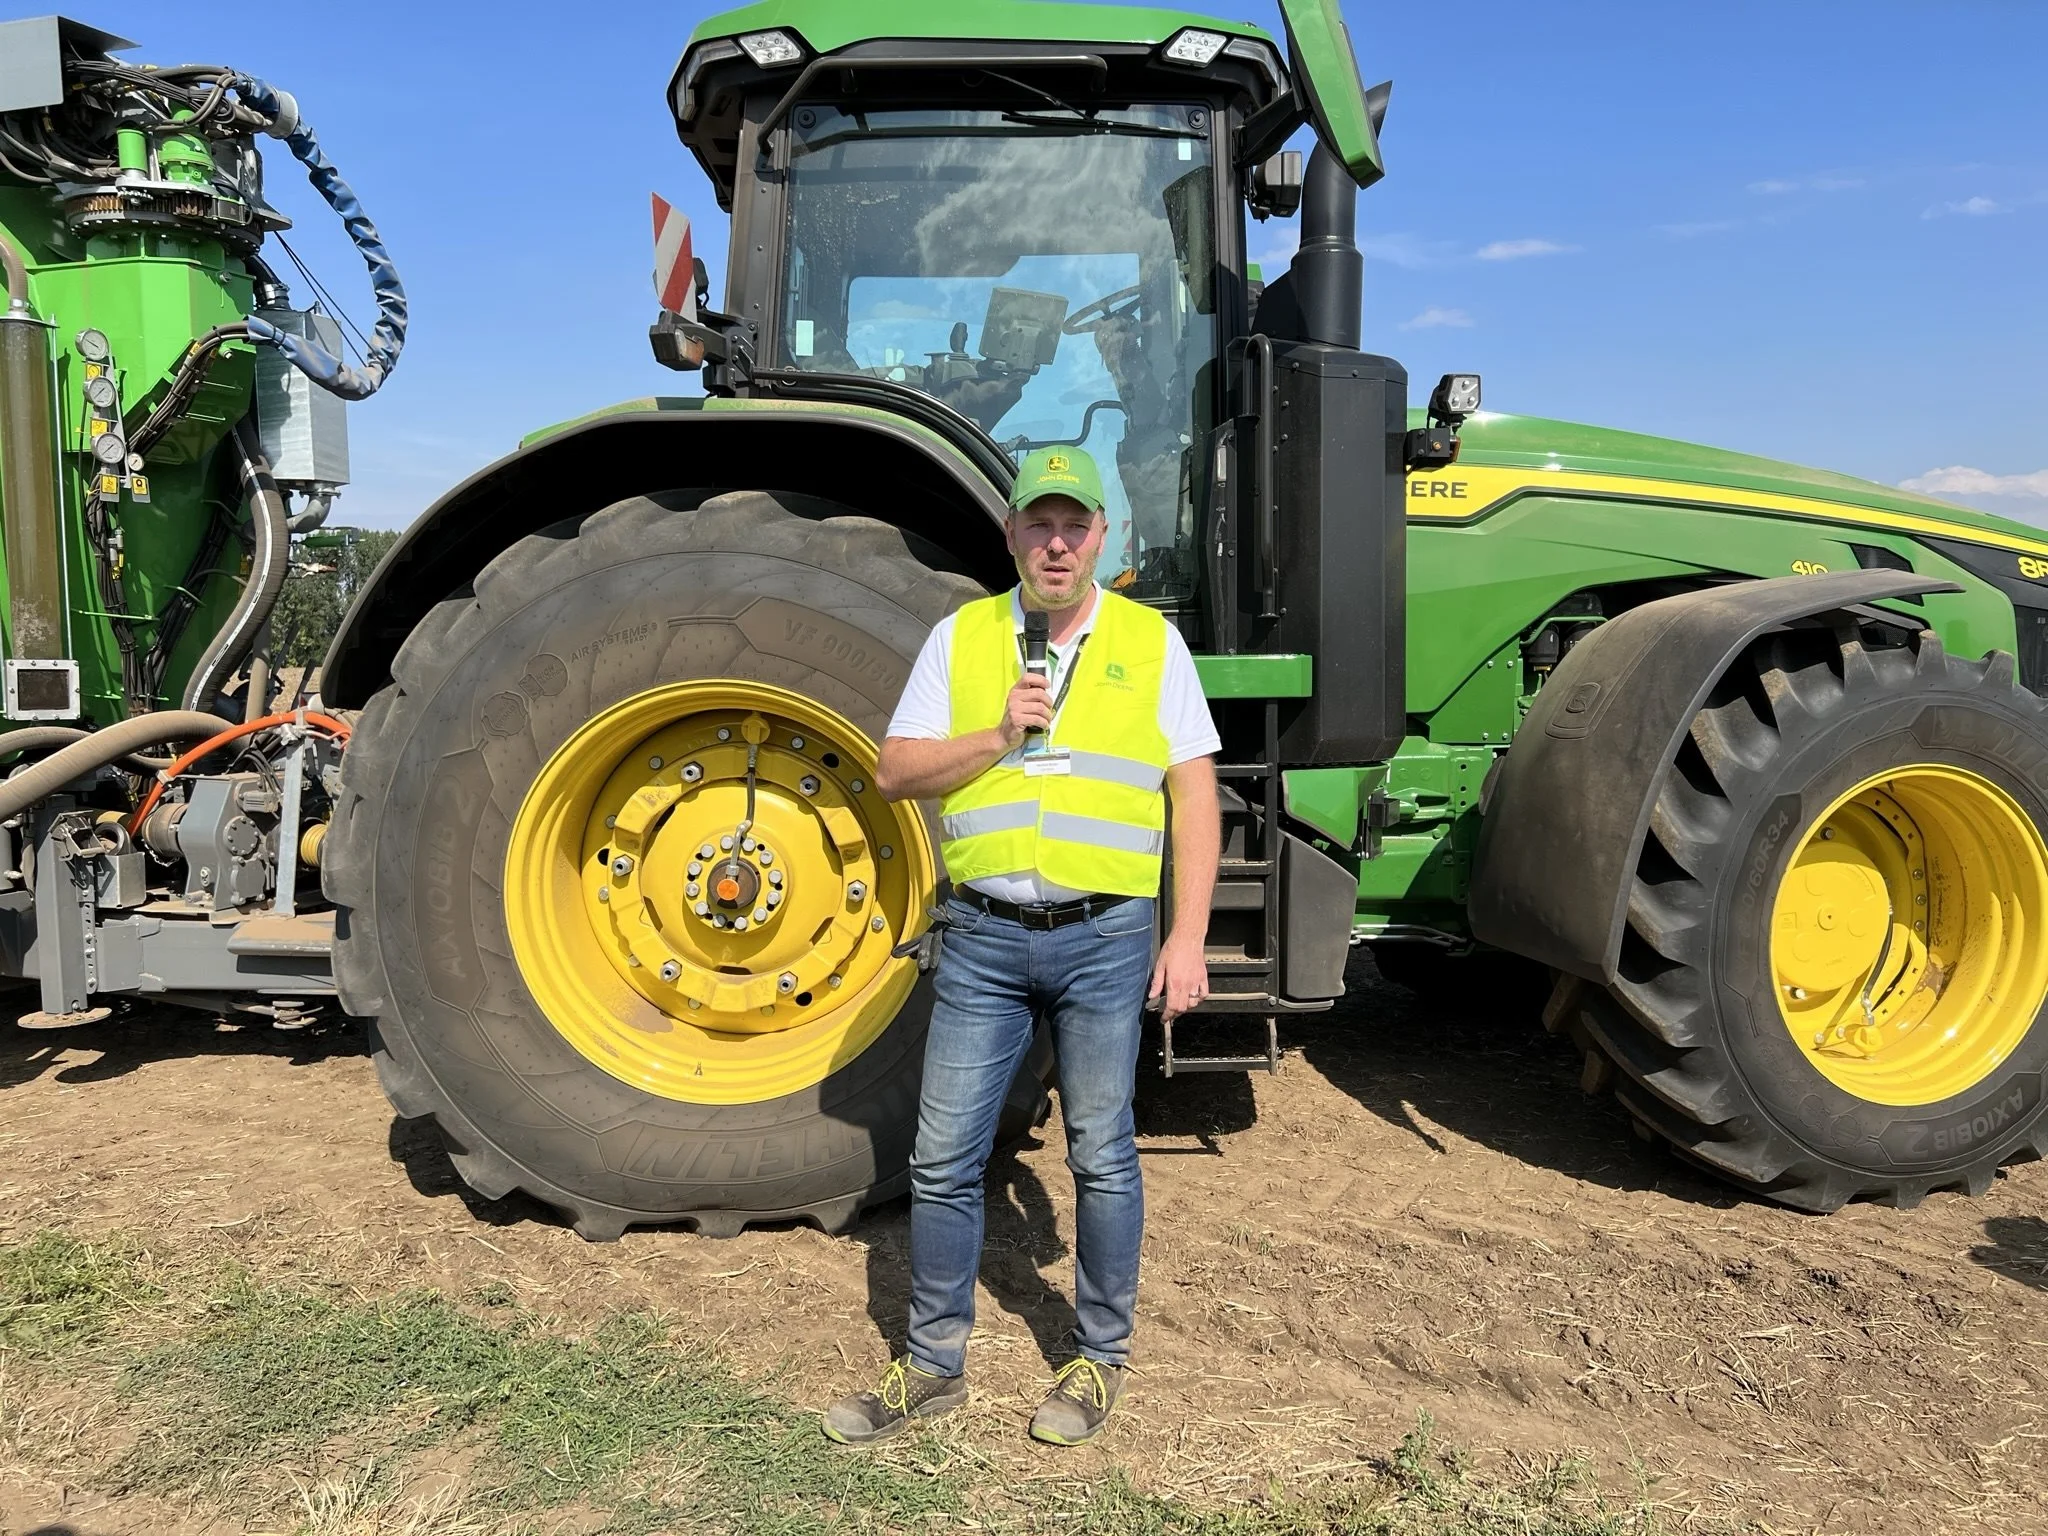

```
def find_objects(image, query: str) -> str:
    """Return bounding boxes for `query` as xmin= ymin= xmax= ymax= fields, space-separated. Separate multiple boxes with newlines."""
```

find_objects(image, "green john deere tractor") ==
xmin=7 ymin=4 xmax=2048 ymax=1237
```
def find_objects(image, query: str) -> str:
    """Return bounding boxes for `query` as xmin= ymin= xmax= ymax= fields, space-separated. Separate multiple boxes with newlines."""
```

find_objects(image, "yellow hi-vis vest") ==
xmin=939 ymin=590 xmax=1171 ymax=898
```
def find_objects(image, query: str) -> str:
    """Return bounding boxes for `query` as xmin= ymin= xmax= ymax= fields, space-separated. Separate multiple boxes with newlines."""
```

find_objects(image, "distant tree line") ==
xmin=268 ymin=527 xmax=400 ymax=669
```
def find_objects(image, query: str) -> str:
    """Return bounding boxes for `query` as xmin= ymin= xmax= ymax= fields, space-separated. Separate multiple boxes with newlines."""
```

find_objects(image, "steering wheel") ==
xmin=1062 ymin=285 xmax=1144 ymax=335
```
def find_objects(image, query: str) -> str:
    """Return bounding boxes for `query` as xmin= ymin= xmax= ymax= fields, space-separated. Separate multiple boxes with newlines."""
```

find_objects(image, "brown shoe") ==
xmin=822 ymin=1356 xmax=968 ymax=1445
xmin=1029 ymin=1357 xmax=1124 ymax=1445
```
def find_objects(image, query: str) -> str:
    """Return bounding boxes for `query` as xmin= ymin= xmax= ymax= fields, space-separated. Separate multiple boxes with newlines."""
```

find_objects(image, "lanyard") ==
xmin=1016 ymin=630 xmax=1092 ymax=727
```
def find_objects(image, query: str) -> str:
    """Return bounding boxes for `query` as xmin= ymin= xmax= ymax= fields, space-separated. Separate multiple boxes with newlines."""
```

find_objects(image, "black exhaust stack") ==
xmin=1290 ymin=144 xmax=1362 ymax=350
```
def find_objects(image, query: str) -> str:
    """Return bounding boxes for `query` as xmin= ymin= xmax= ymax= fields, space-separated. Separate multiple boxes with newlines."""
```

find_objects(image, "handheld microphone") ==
xmin=1023 ymin=610 xmax=1050 ymax=736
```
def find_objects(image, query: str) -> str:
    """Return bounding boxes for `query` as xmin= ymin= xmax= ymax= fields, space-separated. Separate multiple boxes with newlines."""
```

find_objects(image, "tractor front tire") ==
xmin=1552 ymin=623 xmax=2048 ymax=1210
xmin=326 ymin=490 xmax=1005 ymax=1239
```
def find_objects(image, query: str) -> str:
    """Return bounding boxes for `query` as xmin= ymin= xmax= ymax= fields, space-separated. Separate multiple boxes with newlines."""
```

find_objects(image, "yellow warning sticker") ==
xmin=128 ymin=474 xmax=151 ymax=503
xmin=98 ymin=474 xmax=122 ymax=496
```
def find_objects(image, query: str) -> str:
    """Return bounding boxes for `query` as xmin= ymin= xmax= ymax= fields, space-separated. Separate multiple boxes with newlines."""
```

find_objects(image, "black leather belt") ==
xmin=951 ymin=885 xmax=1137 ymax=932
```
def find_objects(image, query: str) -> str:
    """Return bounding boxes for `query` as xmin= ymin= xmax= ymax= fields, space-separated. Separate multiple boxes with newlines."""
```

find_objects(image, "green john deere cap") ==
xmin=1008 ymin=445 xmax=1106 ymax=515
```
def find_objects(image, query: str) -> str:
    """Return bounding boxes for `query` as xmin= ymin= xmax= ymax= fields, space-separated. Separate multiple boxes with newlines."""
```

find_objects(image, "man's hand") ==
xmin=998 ymin=672 xmax=1054 ymax=748
xmin=1149 ymin=931 xmax=1208 ymax=1022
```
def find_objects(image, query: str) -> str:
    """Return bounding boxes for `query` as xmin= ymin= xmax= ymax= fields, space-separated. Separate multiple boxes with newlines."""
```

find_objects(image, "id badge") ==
xmin=1023 ymin=749 xmax=1073 ymax=778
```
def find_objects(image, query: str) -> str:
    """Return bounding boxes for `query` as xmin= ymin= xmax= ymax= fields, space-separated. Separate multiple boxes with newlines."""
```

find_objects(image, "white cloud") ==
xmin=1357 ymin=231 xmax=1460 ymax=269
xmin=1922 ymin=195 xmax=2006 ymax=219
xmin=1901 ymin=465 xmax=2048 ymax=498
xmin=1474 ymin=238 xmax=1577 ymax=261
xmin=1658 ymin=218 xmax=1742 ymax=239
xmin=1749 ymin=174 xmax=1864 ymax=195
xmin=1399 ymin=307 xmax=1475 ymax=331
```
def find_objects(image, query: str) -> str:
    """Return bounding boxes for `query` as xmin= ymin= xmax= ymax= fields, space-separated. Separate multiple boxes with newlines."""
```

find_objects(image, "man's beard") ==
xmin=1018 ymin=545 xmax=1099 ymax=609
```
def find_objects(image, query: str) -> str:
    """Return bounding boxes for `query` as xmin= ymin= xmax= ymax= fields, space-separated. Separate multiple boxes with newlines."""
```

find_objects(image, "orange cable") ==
xmin=127 ymin=710 xmax=351 ymax=834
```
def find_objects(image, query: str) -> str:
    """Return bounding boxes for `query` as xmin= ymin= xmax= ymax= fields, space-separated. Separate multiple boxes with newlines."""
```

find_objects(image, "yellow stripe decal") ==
xmin=1406 ymin=464 xmax=2048 ymax=561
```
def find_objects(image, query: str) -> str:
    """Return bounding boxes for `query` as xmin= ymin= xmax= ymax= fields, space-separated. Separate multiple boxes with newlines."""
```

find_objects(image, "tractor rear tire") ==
xmin=325 ymin=490 xmax=1009 ymax=1239
xmin=1550 ymin=622 xmax=2048 ymax=1210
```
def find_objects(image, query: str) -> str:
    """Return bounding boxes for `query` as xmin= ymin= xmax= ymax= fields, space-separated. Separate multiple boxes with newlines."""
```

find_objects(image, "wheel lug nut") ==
xmin=612 ymin=855 xmax=634 ymax=877
xmin=699 ymin=843 xmax=715 ymax=860
xmin=688 ymin=861 xmax=703 ymax=878
xmin=713 ymin=914 xmax=729 ymax=929
xmin=754 ymin=907 xmax=770 ymax=924
xmin=769 ymin=869 xmax=784 ymax=888
xmin=880 ymin=845 xmax=894 ymax=860
xmin=870 ymin=915 xmax=886 ymax=932
xmin=721 ymin=835 xmax=735 ymax=851
xmin=800 ymin=775 xmax=820 ymax=796
xmin=605 ymin=815 xmax=618 ymax=829
xmin=686 ymin=883 xmax=700 ymax=899
xmin=734 ymin=917 xmax=749 ymax=932
xmin=649 ymin=755 xmax=665 ymax=771
xmin=742 ymin=837 xmax=757 ymax=853
xmin=829 ymin=974 xmax=843 ymax=989
xmin=717 ymin=727 xmax=732 ymax=741
xmin=848 ymin=881 xmax=867 ymax=902
xmin=598 ymin=886 xmax=611 ymax=903
xmin=682 ymin=762 xmax=703 ymax=783
xmin=694 ymin=901 xmax=711 ymax=917
xmin=791 ymin=735 xmax=806 ymax=750
xmin=850 ymin=778 xmax=865 ymax=794
xmin=659 ymin=960 xmax=682 ymax=983
xmin=778 ymin=972 xmax=798 ymax=994
xmin=767 ymin=891 xmax=782 ymax=907
xmin=759 ymin=848 xmax=774 ymax=866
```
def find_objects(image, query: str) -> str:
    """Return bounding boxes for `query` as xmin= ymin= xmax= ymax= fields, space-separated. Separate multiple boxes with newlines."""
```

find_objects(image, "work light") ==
xmin=738 ymin=30 xmax=804 ymax=68
xmin=1430 ymin=373 xmax=1482 ymax=420
xmin=1162 ymin=28 xmax=1229 ymax=66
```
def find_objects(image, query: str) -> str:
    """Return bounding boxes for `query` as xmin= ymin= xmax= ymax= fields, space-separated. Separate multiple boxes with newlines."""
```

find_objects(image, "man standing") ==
xmin=823 ymin=445 xmax=1221 ymax=1448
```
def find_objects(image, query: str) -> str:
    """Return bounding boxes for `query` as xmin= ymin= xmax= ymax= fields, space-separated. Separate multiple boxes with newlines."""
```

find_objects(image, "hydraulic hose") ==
xmin=127 ymin=710 xmax=351 ymax=834
xmin=0 ymin=727 xmax=172 ymax=775
xmin=182 ymin=421 xmax=290 ymax=715
xmin=0 ymin=711 xmax=233 ymax=827
xmin=231 ymin=75 xmax=407 ymax=400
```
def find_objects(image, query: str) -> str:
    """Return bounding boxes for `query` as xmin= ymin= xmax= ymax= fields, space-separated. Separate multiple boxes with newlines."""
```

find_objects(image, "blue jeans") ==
xmin=905 ymin=893 xmax=1154 ymax=1379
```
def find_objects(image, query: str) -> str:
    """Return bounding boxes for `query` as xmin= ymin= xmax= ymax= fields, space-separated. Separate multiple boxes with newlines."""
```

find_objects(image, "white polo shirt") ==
xmin=886 ymin=584 xmax=1221 ymax=903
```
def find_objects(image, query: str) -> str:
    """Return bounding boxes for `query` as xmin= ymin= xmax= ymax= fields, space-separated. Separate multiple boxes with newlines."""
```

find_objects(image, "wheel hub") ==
xmin=504 ymin=681 xmax=933 ymax=1104
xmin=1771 ymin=767 xmax=2048 ymax=1105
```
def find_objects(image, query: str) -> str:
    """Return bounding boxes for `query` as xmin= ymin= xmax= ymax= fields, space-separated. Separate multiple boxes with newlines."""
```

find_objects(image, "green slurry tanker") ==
xmin=5 ymin=3 xmax=2048 ymax=1236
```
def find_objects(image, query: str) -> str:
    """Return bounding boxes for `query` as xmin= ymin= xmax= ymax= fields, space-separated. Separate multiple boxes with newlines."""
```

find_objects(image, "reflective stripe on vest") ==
xmin=939 ymin=590 xmax=1171 ymax=898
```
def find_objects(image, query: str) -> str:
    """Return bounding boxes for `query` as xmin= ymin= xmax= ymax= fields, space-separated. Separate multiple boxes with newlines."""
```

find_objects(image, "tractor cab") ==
xmin=666 ymin=1 xmax=1389 ymax=609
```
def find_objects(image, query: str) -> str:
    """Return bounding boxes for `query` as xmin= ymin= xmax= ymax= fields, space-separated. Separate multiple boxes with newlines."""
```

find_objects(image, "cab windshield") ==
xmin=779 ymin=104 xmax=1218 ymax=600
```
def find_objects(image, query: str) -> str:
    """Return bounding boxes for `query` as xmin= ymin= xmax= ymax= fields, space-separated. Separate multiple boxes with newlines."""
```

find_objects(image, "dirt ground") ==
xmin=3 ymin=951 xmax=2045 ymax=1534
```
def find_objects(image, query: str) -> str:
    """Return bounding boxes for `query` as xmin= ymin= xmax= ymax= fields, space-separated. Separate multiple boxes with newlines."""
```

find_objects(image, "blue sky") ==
xmin=45 ymin=0 xmax=2048 ymax=527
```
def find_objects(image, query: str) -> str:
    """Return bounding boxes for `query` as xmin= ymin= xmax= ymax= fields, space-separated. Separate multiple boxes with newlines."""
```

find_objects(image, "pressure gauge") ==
xmin=91 ymin=432 xmax=127 ymax=466
xmin=83 ymin=375 xmax=119 ymax=409
xmin=75 ymin=329 xmax=111 ymax=364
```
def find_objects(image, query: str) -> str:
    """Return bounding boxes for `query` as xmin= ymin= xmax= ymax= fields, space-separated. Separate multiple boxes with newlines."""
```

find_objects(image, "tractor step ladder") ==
xmin=1161 ymin=1012 xmax=1279 ymax=1076
xmin=1163 ymin=698 xmax=1285 ymax=1076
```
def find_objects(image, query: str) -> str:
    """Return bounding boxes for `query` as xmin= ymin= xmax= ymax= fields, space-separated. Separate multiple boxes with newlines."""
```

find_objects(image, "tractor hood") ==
xmin=1432 ymin=411 xmax=2048 ymax=559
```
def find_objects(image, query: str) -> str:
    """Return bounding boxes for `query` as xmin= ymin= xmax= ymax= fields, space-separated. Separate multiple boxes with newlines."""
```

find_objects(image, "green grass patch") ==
xmin=0 ymin=1230 xmax=159 ymax=1355
xmin=114 ymin=1275 xmax=964 ymax=1532
xmin=0 ymin=1232 xmax=1678 ymax=1536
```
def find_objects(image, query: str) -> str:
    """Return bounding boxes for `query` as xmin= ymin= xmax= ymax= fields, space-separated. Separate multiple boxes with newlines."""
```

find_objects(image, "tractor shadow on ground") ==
xmin=859 ymin=1139 xmax=1081 ymax=1372
xmin=1969 ymin=1215 xmax=2048 ymax=1291
xmin=1298 ymin=950 xmax=1743 ymax=1208
xmin=0 ymin=1002 xmax=368 ymax=1093
xmin=386 ymin=1114 xmax=576 ymax=1233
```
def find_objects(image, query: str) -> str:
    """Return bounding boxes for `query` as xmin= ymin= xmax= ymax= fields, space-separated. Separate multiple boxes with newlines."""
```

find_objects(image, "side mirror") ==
xmin=1276 ymin=0 xmax=1385 ymax=188
xmin=1250 ymin=150 xmax=1303 ymax=219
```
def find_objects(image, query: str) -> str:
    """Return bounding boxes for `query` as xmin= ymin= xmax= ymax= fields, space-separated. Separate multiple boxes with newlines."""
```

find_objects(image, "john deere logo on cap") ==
xmin=1047 ymin=453 xmax=1070 ymax=473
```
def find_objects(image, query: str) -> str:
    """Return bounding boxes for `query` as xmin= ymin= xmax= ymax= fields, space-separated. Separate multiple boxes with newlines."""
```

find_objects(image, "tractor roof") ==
xmin=684 ymin=1 xmax=1273 ymax=56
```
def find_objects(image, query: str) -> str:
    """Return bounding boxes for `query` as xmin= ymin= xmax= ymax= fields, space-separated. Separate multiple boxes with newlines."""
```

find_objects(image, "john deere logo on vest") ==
xmin=1104 ymin=661 xmax=1130 ymax=687
xmin=1047 ymin=453 xmax=1070 ymax=473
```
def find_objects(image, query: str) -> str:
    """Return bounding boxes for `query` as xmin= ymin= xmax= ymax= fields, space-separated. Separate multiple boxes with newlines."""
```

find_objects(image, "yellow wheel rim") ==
xmin=1771 ymin=765 xmax=2048 ymax=1106
xmin=504 ymin=681 xmax=934 ymax=1105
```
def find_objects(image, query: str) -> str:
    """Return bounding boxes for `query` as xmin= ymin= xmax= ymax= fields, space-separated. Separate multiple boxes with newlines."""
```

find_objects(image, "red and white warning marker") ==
xmin=652 ymin=193 xmax=696 ymax=321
